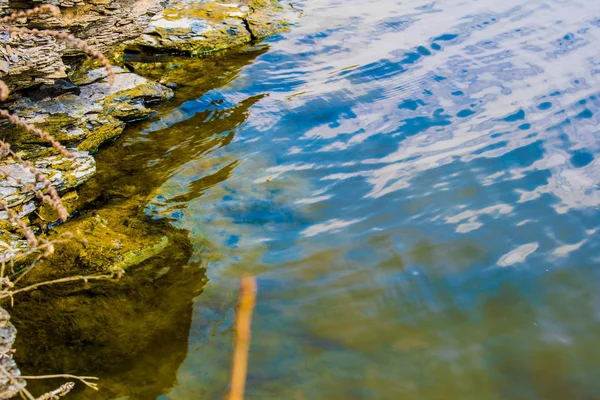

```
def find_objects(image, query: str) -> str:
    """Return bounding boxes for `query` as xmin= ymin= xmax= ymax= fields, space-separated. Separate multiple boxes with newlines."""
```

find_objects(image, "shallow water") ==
xmin=16 ymin=0 xmax=600 ymax=398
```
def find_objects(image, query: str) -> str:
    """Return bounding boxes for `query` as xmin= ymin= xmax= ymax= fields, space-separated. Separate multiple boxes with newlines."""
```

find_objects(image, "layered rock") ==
xmin=0 ymin=307 xmax=22 ymax=400
xmin=0 ymin=0 xmax=165 ymax=92
xmin=2 ymin=67 xmax=173 ymax=154
xmin=0 ymin=67 xmax=173 ymax=227
xmin=129 ymin=0 xmax=290 ymax=54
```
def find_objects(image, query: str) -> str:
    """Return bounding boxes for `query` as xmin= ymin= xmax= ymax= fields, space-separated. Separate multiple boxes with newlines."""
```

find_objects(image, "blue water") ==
xmin=107 ymin=0 xmax=600 ymax=398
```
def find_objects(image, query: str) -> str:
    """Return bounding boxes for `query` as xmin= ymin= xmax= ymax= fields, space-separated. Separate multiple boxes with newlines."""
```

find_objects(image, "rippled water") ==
xmin=19 ymin=0 xmax=600 ymax=398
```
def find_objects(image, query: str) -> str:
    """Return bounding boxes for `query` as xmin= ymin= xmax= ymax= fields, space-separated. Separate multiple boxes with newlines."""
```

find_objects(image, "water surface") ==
xmin=19 ymin=0 xmax=600 ymax=398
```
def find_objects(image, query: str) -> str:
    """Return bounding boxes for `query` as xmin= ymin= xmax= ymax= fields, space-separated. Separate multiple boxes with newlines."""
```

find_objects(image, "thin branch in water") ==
xmin=227 ymin=276 xmax=257 ymax=400
xmin=20 ymin=375 xmax=98 ymax=391
xmin=34 ymin=382 xmax=74 ymax=400
xmin=0 ymin=274 xmax=115 ymax=300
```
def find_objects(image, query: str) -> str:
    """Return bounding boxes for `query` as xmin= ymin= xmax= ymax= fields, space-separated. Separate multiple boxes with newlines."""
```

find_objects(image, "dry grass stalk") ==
xmin=0 ymin=5 xmax=60 ymax=25
xmin=227 ymin=276 xmax=257 ymax=400
xmin=1 ymin=361 xmax=98 ymax=399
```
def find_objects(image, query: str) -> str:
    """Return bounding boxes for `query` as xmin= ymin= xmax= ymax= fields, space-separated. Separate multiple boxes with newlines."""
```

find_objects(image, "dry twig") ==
xmin=34 ymin=382 xmax=74 ymax=400
xmin=0 ymin=274 xmax=115 ymax=300
xmin=20 ymin=374 xmax=98 ymax=391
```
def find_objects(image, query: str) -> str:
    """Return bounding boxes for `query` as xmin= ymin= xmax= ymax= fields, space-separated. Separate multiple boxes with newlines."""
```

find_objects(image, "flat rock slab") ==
xmin=0 ymin=0 xmax=164 ymax=92
xmin=2 ymin=68 xmax=173 ymax=154
xmin=131 ymin=0 xmax=290 ymax=54
xmin=0 ymin=150 xmax=95 ymax=222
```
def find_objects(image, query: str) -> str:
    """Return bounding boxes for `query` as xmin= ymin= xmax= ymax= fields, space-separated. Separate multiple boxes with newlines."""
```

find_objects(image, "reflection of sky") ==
xmin=148 ymin=0 xmax=600 ymax=250
xmin=133 ymin=0 xmax=600 ymax=397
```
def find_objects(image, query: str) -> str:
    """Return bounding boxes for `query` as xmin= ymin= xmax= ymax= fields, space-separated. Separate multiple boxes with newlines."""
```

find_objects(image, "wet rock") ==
xmin=245 ymin=3 xmax=290 ymax=38
xmin=34 ymin=189 xmax=79 ymax=225
xmin=0 ymin=307 xmax=24 ymax=400
xmin=3 ymin=192 xmax=206 ymax=398
xmin=1 ymin=67 xmax=173 ymax=154
xmin=9 ymin=234 xmax=205 ymax=399
xmin=123 ymin=45 xmax=269 ymax=100
xmin=129 ymin=0 xmax=290 ymax=55
xmin=0 ymin=230 xmax=30 ymax=264
xmin=36 ymin=196 xmax=176 ymax=275
xmin=0 ymin=150 xmax=95 ymax=210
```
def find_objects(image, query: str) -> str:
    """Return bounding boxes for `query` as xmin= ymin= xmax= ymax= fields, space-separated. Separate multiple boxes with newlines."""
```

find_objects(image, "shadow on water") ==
xmin=7 ymin=45 xmax=270 ymax=400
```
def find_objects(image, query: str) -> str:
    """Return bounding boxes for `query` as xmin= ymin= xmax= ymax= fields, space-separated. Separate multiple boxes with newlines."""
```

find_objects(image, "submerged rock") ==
xmin=5 ymin=193 xmax=207 ymax=398
xmin=129 ymin=0 xmax=290 ymax=55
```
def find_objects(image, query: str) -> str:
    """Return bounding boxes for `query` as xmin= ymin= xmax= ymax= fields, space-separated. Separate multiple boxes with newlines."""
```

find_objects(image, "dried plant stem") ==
xmin=228 ymin=276 xmax=257 ymax=400
xmin=0 ymin=5 xmax=60 ymax=25
xmin=0 ymin=81 xmax=8 ymax=102
xmin=5 ymin=27 xmax=115 ymax=85
xmin=20 ymin=375 xmax=98 ymax=391
xmin=0 ymin=241 xmax=54 ymax=269
xmin=0 ymin=274 xmax=114 ymax=300
xmin=0 ymin=110 xmax=73 ymax=158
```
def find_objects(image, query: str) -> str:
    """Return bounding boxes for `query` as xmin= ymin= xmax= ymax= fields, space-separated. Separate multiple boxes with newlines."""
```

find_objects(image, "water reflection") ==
xmin=152 ymin=0 xmax=599 ymax=398
xmin=15 ymin=0 xmax=600 ymax=398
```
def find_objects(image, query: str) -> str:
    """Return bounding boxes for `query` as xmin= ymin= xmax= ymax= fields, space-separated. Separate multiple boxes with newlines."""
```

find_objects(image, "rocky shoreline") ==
xmin=0 ymin=1 xmax=294 ymax=397
xmin=0 ymin=0 xmax=292 ymax=251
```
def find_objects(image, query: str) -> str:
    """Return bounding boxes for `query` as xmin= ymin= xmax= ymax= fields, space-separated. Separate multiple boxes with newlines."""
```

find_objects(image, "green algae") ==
xmin=0 ymin=113 xmax=81 ymax=149
xmin=9 ymin=233 xmax=207 ymax=399
xmin=110 ymin=235 xmax=169 ymax=273
xmin=76 ymin=117 xmax=125 ymax=153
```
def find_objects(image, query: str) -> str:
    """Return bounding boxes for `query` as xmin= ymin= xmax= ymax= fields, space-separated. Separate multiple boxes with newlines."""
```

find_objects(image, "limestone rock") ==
xmin=129 ymin=0 xmax=289 ymax=55
xmin=1 ymin=67 xmax=173 ymax=154
xmin=0 ymin=150 xmax=95 ymax=210
xmin=0 ymin=0 xmax=165 ymax=92
xmin=0 ymin=307 xmax=24 ymax=400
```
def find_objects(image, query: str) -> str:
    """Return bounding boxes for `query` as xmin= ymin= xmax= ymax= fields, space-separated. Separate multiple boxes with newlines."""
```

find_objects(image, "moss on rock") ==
xmin=128 ymin=0 xmax=292 ymax=55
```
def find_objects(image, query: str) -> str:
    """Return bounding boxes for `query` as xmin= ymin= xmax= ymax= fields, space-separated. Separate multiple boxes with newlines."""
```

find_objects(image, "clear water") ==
xmin=20 ymin=0 xmax=600 ymax=398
